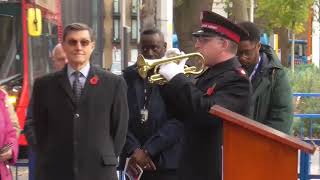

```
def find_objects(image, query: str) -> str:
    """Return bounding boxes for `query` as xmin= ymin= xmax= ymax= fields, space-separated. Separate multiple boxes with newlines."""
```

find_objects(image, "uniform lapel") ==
xmin=57 ymin=67 xmax=76 ymax=106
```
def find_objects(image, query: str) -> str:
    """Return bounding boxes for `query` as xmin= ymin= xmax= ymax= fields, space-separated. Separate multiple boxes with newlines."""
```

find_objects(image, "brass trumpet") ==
xmin=137 ymin=52 xmax=205 ymax=85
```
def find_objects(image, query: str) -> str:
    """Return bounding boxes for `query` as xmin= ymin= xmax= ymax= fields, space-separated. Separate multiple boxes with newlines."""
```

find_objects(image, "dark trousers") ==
xmin=141 ymin=170 xmax=178 ymax=180
xmin=28 ymin=148 xmax=36 ymax=180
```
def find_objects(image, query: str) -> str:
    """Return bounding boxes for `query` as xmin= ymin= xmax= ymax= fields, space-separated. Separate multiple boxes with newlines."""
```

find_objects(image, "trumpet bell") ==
xmin=137 ymin=55 xmax=149 ymax=79
xmin=136 ymin=52 xmax=205 ymax=85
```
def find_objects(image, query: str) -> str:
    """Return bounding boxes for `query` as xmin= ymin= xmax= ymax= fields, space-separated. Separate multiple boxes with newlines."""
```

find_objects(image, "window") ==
xmin=113 ymin=0 xmax=120 ymax=14
xmin=113 ymin=0 xmax=121 ymax=42
xmin=131 ymin=0 xmax=138 ymax=42
xmin=0 ymin=15 xmax=23 ymax=79
xmin=29 ymin=21 xmax=58 ymax=81
xmin=113 ymin=18 xmax=120 ymax=42
xmin=131 ymin=0 xmax=138 ymax=14
xmin=131 ymin=19 xmax=138 ymax=41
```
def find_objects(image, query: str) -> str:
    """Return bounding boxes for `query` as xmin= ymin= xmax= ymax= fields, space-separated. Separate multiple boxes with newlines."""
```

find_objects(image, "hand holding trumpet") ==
xmin=136 ymin=48 xmax=205 ymax=85
xmin=159 ymin=48 xmax=187 ymax=81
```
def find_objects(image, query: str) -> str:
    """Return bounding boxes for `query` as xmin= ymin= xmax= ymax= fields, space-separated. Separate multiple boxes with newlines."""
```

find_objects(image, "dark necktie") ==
xmin=72 ymin=71 xmax=82 ymax=104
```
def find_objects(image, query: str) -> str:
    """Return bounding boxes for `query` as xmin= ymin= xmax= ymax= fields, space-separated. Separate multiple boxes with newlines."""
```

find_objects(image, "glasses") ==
xmin=237 ymin=44 xmax=259 ymax=57
xmin=66 ymin=39 xmax=91 ymax=47
xmin=193 ymin=36 xmax=224 ymax=44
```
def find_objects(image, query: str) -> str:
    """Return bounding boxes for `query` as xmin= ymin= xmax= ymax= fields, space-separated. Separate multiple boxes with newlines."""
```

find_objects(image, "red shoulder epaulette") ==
xmin=235 ymin=68 xmax=247 ymax=77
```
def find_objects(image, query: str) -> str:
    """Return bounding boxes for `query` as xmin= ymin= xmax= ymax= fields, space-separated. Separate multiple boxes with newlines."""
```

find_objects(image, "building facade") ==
xmin=104 ymin=0 xmax=140 ymax=74
xmin=61 ymin=0 xmax=105 ymax=66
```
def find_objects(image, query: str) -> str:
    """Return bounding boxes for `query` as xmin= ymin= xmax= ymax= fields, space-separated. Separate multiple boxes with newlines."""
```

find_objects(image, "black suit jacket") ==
xmin=119 ymin=65 xmax=184 ymax=170
xmin=161 ymin=57 xmax=250 ymax=180
xmin=33 ymin=64 xmax=128 ymax=180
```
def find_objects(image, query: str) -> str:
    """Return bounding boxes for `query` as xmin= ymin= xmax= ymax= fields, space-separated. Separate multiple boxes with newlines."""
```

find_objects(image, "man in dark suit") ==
xmin=32 ymin=23 xmax=129 ymax=180
xmin=158 ymin=11 xmax=251 ymax=180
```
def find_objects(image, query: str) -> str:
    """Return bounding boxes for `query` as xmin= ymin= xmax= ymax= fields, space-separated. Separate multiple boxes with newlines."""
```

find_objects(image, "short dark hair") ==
xmin=237 ymin=22 xmax=260 ymax=43
xmin=63 ymin=23 xmax=95 ymax=41
xmin=141 ymin=28 xmax=164 ymax=40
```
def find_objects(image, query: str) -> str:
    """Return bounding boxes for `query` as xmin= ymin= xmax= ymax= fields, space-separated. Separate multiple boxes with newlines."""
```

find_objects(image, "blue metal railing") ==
xmin=300 ymin=139 xmax=320 ymax=180
xmin=293 ymin=93 xmax=320 ymax=97
xmin=293 ymin=93 xmax=320 ymax=180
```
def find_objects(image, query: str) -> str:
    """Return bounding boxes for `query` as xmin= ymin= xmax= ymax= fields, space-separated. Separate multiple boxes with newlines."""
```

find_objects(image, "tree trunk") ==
xmin=231 ymin=0 xmax=249 ymax=22
xmin=140 ymin=0 xmax=157 ymax=31
xmin=173 ymin=0 xmax=213 ymax=53
xmin=275 ymin=27 xmax=290 ymax=67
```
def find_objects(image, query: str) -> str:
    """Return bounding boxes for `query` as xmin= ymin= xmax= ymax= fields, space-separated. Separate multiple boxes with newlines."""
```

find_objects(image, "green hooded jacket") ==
xmin=250 ymin=44 xmax=293 ymax=134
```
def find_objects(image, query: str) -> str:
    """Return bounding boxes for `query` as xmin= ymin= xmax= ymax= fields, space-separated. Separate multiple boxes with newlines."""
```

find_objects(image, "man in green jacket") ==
xmin=237 ymin=21 xmax=293 ymax=134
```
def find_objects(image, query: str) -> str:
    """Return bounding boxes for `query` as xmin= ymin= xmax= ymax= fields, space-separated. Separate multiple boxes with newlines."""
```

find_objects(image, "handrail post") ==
xmin=300 ymin=151 xmax=311 ymax=180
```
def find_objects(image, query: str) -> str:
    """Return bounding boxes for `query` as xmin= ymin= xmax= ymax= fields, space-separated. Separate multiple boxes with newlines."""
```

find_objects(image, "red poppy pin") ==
xmin=205 ymin=83 xmax=216 ymax=96
xmin=89 ymin=75 xmax=99 ymax=85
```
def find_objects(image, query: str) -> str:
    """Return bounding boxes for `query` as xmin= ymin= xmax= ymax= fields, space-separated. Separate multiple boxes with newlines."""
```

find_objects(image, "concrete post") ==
xmin=312 ymin=0 xmax=320 ymax=68
xmin=156 ymin=0 xmax=173 ymax=48
xmin=120 ymin=0 xmax=126 ymax=70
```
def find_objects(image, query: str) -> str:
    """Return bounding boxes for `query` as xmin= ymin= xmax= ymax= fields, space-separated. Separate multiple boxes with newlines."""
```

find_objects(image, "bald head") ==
xmin=52 ymin=43 xmax=68 ymax=71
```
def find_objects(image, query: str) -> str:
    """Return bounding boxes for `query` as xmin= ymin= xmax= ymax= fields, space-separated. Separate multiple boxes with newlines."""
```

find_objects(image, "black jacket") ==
xmin=161 ymin=57 xmax=251 ymax=180
xmin=32 ymin=65 xmax=128 ymax=180
xmin=119 ymin=65 xmax=184 ymax=171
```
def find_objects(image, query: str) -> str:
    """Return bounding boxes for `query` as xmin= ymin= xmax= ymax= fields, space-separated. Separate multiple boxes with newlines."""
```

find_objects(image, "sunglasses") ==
xmin=193 ymin=36 xmax=224 ymax=44
xmin=66 ymin=39 xmax=91 ymax=47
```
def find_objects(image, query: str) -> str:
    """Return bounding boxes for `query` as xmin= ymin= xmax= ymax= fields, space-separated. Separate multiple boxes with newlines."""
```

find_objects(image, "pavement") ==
xmin=11 ymin=163 xmax=28 ymax=180
xmin=9 ymin=150 xmax=320 ymax=180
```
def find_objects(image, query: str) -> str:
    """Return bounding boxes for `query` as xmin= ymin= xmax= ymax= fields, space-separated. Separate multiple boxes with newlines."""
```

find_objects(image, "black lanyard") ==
xmin=140 ymin=80 xmax=152 ymax=123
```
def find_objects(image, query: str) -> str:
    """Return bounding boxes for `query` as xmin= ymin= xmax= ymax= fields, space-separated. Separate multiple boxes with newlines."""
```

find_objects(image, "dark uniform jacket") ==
xmin=32 ymin=65 xmax=129 ymax=180
xmin=119 ymin=65 xmax=184 ymax=170
xmin=161 ymin=57 xmax=251 ymax=180
xmin=250 ymin=45 xmax=293 ymax=133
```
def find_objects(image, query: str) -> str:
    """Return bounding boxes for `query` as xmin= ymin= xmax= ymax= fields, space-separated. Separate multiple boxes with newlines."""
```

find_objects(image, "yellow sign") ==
xmin=27 ymin=8 xmax=42 ymax=36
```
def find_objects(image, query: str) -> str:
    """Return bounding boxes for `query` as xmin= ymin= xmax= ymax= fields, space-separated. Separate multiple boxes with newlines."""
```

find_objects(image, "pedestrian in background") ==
xmin=0 ymin=88 xmax=18 ymax=180
xmin=51 ymin=43 xmax=68 ymax=71
xmin=237 ymin=21 xmax=293 ymax=134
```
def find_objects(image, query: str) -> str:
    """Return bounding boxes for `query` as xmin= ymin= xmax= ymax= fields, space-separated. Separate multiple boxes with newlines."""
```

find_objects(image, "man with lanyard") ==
xmin=120 ymin=29 xmax=184 ymax=180
xmin=237 ymin=21 xmax=293 ymax=133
